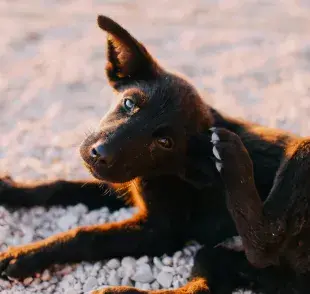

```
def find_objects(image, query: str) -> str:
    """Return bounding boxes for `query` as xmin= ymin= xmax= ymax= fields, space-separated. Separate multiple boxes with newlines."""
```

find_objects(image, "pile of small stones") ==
xmin=0 ymin=204 xmax=202 ymax=294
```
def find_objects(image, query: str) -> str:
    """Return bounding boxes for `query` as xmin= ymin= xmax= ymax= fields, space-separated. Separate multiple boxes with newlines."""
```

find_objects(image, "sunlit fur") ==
xmin=1 ymin=15 xmax=310 ymax=294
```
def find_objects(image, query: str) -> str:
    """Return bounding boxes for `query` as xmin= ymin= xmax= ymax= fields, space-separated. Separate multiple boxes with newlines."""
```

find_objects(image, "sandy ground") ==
xmin=1 ymin=0 xmax=310 ymax=293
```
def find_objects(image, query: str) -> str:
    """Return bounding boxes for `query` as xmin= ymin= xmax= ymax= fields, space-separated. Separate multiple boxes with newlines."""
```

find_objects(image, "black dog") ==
xmin=0 ymin=15 xmax=308 ymax=293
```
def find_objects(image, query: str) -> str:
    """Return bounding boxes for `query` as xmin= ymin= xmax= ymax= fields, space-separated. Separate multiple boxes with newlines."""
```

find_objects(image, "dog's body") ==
xmin=0 ymin=15 xmax=309 ymax=294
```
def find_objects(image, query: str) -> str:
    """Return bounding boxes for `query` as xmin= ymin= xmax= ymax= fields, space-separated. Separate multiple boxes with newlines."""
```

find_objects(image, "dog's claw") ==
xmin=211 ymin=132 xmax=220 ymax=143
xmin=215 ymin=162 xmax=222 ymax=172
xmin=210 ymin=128 xmax=223 ymax=173
xmin=212 ymin=146 xmax=221 ymax=160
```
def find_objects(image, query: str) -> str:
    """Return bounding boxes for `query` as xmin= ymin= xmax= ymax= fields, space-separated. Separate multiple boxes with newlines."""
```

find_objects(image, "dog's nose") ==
xmin=90 ymin=142 xmax=113 ymax=165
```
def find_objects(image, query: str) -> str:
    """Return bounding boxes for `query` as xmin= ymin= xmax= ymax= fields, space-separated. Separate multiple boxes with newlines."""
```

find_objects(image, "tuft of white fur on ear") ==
xmin=215 ymin=162 xmax=222 ymax=172
xmin=215 ymin=236 xmax=244 ymax=252
xmin=212 ymin=146 xmax=221 ymax=160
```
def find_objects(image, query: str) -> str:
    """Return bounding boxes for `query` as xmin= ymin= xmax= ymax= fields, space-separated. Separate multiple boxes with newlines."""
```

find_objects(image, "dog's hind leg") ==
xmin=93 ymin=246 xmax=293 ymax=294
xmin=192 ymin=245 xmax=296 ymax=294
xmin=0 ymin=176 xmax=127 ymax=210
xmin=91 ymin=277 xmax=210 ymax=294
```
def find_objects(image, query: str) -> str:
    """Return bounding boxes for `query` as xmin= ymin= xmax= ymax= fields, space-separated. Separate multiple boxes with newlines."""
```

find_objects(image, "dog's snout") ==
xmin=90 ymin=142 xmax=113 ymax=165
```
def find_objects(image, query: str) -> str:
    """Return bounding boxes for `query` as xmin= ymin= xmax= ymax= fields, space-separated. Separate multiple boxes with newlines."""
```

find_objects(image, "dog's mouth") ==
xmin=82 ymin=159 xmax=135 ymax=183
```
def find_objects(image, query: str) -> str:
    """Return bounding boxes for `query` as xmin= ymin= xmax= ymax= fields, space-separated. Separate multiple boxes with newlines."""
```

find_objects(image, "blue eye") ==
xmin=124 ymin=98 xmax=135 ymax=111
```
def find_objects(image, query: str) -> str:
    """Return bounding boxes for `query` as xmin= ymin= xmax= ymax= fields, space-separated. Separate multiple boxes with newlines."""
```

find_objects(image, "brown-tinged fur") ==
xmin=0 ymin=15 xmax=309 ymax=294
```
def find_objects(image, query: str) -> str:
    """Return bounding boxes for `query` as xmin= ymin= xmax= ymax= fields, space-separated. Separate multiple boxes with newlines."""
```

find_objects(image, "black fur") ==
xmin=203 ymin=127 xmax=310 ymax=292
xmin=0 ymin=15 xmax=308 ymax=293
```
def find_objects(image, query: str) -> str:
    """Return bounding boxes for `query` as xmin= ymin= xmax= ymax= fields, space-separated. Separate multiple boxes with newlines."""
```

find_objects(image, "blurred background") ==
xmin=1 ymin=0 xmax=310 ymax=181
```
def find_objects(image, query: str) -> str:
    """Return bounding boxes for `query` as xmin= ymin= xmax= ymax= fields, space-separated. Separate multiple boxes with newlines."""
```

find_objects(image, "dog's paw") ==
xmin=209 ymin=128 xmax=253 ymax=182
xmin=0 ymin=247 xmax=44 ymax=279
xmin=210 ymin=131 xmax=222 ymax=172
xmin=215 ymin=236 xmax=244 ymax=252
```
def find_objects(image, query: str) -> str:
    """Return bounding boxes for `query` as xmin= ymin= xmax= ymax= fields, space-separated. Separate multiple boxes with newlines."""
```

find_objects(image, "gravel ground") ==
xmin=1 ymin=0 xmax=310 ymax=293
xmin=0 ymin=205 xmax=201 ymax=293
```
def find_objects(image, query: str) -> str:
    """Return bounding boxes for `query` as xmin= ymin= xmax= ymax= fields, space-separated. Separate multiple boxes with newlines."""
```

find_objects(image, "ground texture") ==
xmin=1 ymin=0 xmax=310 ymax=293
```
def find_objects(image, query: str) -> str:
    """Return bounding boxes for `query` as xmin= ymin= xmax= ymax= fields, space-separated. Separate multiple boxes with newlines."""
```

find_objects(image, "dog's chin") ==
xmin=86 ymin=164 xmax=136 ymax=184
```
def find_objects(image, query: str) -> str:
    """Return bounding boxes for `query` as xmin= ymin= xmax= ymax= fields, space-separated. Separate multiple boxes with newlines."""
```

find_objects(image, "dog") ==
xmin=0 ymin=15 xmax=309 ymax=293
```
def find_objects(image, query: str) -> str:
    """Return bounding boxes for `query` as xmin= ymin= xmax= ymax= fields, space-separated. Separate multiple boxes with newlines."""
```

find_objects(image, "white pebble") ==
xmin=121 ymin=276 xmax=133 ymax=286
xmin=73 ymin=282 xmax=82 ymax=290
xmin=124 ymin=266 xmax=135 ymax=278
xmin=64 ymin=289 xmax=78 ymax=294
xmin=83 ymin=277 xmax=98 ymax=292
xmin=97 ymin=275 xmax=107 ymax=285
xmin=41 ymin=269 xmax=51 ymax=281
xmin=98 ymin=268 xmax=107 ymax=276
xmin=153 ymin=257 xmax=163 ymax=269
xmin=132 ymin=264 xmax=154 ymax=283
xmin=57 ymin=213 xmax=78 ymax=231
xmin=135 ymin=282 xmax=143 ymax=289
xmin=60 ymin=280 xmax=71 ymax=290
xmin=46 ymin=285 xmax=56 ymax=293
xmin=93 ymin=262 xmax=102 ymax=272
xmin=156 ymin=271 xmax=173 ymax=288
xmin=23 ymin=277 xmax=33 ymax=285
xmin=176 ymin=266 xmax=188 ymax=276
xmin=173 ymin=251 xmax=182 ymax=259
xmin=32 ymin=207 xmax=45 ymax=216
xmin=0 ymin=226 xmax=9 ymax=244
xmin=72 ymin=204 xmax=88 ymax=216
xmin=121 ymin=257 xmax=136 ymax=269
xmin=162 ymin=256 xmax=172 ymax=266
xmin=173 ymin=251 xmax=182 ymax=265
xmin=189 ymin=245 xmax=200 ymax=253
xmin=183 ymin=248 xmax=192 ymax=256
xmin=136 ymin=256 xmax=149 ymax=265
xmin=58 ymin=265 xmax=73 ymax=275
xmin=151 ymin=281 xmax=160 ymax=290
xmin=0 ymin=279 xmax=11 ymax=288
xmin=117 ymin=266 xmax=125 ymax=278
xmin=162 ymin=266 xmax=174 ymax=273
xmin=178 ymin=258 xmax=186 ymax=266
xmin=141 ymin=283 xmax=151 ymax=290
xmin=152 ymin=266 xmax=160 ymax=279
xmin=173 ymin=280 xmax=181 ymax=289
xmin=84 ymin=263 xmax=94 ymax=272
xmin=106 ymin=258 xmax=120 ymax=269
xmin=107 ymin=270 xmax=120 ymax=286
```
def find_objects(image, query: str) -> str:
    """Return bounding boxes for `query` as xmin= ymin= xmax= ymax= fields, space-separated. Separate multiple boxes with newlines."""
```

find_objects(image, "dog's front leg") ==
xmin=0 ymin=213 xmax=178 ymax=279
xmin=0 ymin=176 xmax=127 ymax=210
xmin=209 ymin=128 xmax=287 ymax=268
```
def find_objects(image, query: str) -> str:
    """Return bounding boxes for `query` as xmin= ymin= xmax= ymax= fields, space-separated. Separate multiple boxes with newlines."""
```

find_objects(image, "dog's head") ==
xmin=80 ymin=16 xmax=211 ymax=183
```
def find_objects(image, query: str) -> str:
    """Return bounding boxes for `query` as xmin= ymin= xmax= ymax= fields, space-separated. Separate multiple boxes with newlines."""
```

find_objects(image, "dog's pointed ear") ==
xmin=97 ymin=15 xmax=161 ymax=89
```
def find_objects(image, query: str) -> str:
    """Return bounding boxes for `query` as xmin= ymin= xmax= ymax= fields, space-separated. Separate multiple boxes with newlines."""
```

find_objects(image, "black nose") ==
xmin=90 ymin=142 xmax=113 ymax=165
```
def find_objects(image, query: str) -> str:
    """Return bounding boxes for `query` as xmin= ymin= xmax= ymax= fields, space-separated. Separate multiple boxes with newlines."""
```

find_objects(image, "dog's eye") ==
xmin=156 ymin=137 xmax=174 ymax=150
xmin=123 ymin=98 xmax=135 ymax=112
